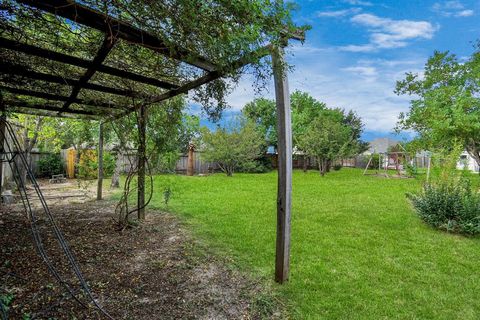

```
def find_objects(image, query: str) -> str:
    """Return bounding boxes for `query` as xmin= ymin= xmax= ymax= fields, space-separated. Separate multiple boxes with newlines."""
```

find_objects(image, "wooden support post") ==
xmin=137 ymin=104 xmax=147 ymax=220
xmin=187 ymin=144 xmax=195 ymax=176
xmin=96 ymin=122 xmax=104 ymax=200
xmin=0 ymin=100 xmax=5 ymax=194
xmin=272 ymin=45 xmax=292 ymax=284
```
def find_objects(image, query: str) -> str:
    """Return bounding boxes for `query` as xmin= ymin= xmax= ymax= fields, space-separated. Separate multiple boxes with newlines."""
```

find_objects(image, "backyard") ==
xmin=148 ymin=169 xmax=480 ymax=319
xmin=2 ymin=1 xmax=480 ymax=318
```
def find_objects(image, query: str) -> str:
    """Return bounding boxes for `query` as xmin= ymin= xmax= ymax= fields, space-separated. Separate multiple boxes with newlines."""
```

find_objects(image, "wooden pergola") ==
xmin=0 ymin=0 xmax=303 ymax=283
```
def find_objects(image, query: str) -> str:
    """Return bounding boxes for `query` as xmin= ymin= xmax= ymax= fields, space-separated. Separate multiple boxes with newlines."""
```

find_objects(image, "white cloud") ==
xmin=344 ymin=0 xmax=373 ymax=6
xmin=432 ymin=1 xmax=475 ymax=17
xmin=317 ymin=8 xmax=361 ymax=18
xmin=212 ymin=45 xmax=427 ymax=133
xmin=340 ymin=14 xmax=437 ymax=52
xmin=456 ymin=9 xmax=474 ymax=17
xmin=342 ymin=66 xmax=378 ymax=77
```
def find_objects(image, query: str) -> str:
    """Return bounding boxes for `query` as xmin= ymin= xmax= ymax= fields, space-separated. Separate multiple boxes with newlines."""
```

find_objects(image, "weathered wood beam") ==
xmin=62 ymin=35 xmax=116 ymax=111
xmin=272 ymin=45 xmax=292 ymax=284
xmin=0 ymin=85 xmax=124 ymax=110
xmin=16 ymin=0 xmax=217 ymax=72
xmin=4 ymin=99 xmax=112 ymax=117
xmin=8 ymin=107 xmax=101 ymax=120
xmin=0 ymin=99 xmax=6 ymax=193
xmin=1 ymin=62 xmax=141 ymax=97
xmin=0 ymin=37 xmax=179 ymax=90
xmin=137 ymin=104 xmax=146 ymax=220
xmin=97 ymin=122 xmax=104 ymax=200
xmin=110 ymin=45 xmax=272 ymax=121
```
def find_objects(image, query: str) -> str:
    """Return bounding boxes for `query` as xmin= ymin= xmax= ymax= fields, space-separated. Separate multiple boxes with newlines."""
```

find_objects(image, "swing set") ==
xmin=363 ymin=144 xmax=412 ymax=178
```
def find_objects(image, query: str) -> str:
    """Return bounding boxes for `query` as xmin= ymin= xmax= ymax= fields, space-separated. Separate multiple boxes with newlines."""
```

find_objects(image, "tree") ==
xmin=297 ymin=111 xmax=351 ymax=176
xmin=343 ymin=110 xmax=370 ymax=157
xmin=242 ymin=91 xmax=327 ymax=150
xmin=242 ymin=91 xmax=367 ymax=171
xmin=200 ymin=118 xmax=264 ymax=176
xmin=243 ymin=98 xmax=277 ymax=149
xmin=395 ymin=44 xmax=480 ymax=170
xmin=108 ymin=96 xmax=196 ymax=187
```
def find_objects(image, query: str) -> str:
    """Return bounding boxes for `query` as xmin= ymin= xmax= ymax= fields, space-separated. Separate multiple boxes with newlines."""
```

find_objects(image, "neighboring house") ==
xmin=363 ymin=138 xmax=400 ymax=155
xmin=457 ymin=151 xmax=479 ymax=173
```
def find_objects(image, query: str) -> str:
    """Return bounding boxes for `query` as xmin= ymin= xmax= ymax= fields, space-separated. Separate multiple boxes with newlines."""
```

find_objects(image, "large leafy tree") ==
xmin=297 ymin=111 xmax=351 ymax=176
xmin=395 ymin=45 xmax=480 ymax=168
xmin=200 ymin=118 xmax=264 ymax=176
xmin=242 ymin=91 xmax=327 ymax=150
xmin=243 ymin=98 xmax=277 ymax=149
xmin=242 ymin=91 xmax=367 ymax=156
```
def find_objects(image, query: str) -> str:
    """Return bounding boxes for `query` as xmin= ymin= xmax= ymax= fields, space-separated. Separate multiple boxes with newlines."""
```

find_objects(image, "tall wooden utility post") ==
xmin=272 ymin=45 xmax=293 ymax=283
xmin=96 ymin=122 xmax=104 ymax=200
xmin=137 ymin=104 xmax=147 ymax=220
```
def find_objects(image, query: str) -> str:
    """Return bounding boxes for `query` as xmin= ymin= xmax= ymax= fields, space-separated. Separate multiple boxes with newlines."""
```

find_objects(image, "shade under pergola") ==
xmin=0 ymin=0 xmax=304 ymax=285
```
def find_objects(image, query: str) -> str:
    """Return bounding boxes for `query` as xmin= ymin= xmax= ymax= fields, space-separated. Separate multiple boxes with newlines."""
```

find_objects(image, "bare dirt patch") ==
xmin=0 ymin=182 xmax=282 ymax=319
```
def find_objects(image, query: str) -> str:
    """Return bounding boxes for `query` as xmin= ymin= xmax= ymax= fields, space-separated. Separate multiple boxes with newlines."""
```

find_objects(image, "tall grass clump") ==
xmin=407 ymin=146 xmax=480 ymax=235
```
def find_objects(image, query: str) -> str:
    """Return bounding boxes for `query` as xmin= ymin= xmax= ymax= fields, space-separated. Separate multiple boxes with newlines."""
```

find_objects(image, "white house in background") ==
xmin=457 ymin=151 xmax=479 ymax=173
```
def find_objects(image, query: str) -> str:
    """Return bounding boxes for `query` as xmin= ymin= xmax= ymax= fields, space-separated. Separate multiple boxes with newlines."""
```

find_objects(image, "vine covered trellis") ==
xmin=0 ymin=0 xmax=305 ymax=119
xmin=0 ymin=3 xmax=306 ymax=316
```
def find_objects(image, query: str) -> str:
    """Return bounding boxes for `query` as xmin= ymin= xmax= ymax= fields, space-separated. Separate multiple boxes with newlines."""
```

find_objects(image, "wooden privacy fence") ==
xmin=175 ymin=151 xmax=219 ymax=174
xmin=61 ymin=148 xmax=138 ymax=178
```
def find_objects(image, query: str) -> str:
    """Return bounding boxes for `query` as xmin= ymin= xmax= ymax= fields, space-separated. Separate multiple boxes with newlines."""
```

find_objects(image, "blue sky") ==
xmin=191 ymin=0 xmax=480 ymax=142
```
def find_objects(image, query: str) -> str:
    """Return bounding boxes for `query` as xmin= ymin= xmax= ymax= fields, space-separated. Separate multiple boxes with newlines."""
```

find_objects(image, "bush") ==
xmin=77 ymin=150 xmax=97 ymax=179
xmin=333 ymin=164 xmax=342 ymax=171
xmin=37 ymin=153 xmax=64 ymax=177
xmin=369 ymin=153 xmax=381 ymax=169
xmin=103 ymin=152 xmax=116 ymax=177
xmin=238 ymin=155 xmax=272 ymax=173
xmin=405 ymin=163 xmax=418 ymax=177
xmin=77 ymin=150 xmax=116 ymax=179
xmin=407 ymin=179 xmax=480 ymax=235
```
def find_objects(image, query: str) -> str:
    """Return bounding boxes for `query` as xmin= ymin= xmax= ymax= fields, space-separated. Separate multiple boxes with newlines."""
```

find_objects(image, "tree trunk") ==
xmin=318 ymin=158 xmax=326 ymax=176
xmin=111 ymin=149 xmax=122 ymax=188
xmin=303 ymin=156 xmax=308 ymax=172
xmin=466 ymin=144 xmax=480 ymax=175
xmin=137 ymin=104 xmax=147 ymax=220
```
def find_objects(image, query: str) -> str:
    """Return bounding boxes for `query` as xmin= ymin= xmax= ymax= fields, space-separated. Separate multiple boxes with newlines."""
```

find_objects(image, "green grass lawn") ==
xmin=148 ymin=169 xmax=480 ymax=319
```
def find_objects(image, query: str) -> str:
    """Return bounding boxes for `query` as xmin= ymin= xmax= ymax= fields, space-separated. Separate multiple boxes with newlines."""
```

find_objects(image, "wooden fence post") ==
xmin=272 ymin=45 xmax=292 ymax=284
xmin=137 ymin=104 xmax=146 ymax=220
xmin=96 ymin=122 xmax=104 ymax=200
xmin=187 ymin=144 xmax=195 ymax=176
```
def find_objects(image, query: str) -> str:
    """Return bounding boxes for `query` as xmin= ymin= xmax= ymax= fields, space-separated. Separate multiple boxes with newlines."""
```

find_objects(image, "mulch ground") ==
xmin=0 ymin=182 xmax=282 ymax=319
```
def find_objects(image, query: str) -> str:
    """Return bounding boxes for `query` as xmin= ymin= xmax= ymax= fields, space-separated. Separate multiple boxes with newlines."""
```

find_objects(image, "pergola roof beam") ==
xmin=0 ymin=85 xmax=125 ymax=110
xmin=17 ymin=0 xmax=218 ymax=72
xmin=61 ymin=35 xmax=116 ymax=111
xmin=0 ymin=37 xmax=179 ymax=90
xmin=1 ymin=62 xmax=141 ymax=97
xmin=112 ymin=45 xmax=272 ymax=120
xmin=4 ymin=99 xmax=108 ymax=117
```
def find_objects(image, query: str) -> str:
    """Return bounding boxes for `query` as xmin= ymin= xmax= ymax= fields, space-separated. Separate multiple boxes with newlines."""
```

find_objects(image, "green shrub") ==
xmin=77 ymin=150 xmax=97 ymax=179
xmin=238 ymin=158 xmax=271 ymax=173
xmin=103 ymin=152 xmax=116 ymax=177
xmin=37 ymin=153 xmax=64 ymax=177
xmin=77 ymin=150 xmax=116 ymax=179
xmin=369 ymin=153 xmax=381 ymax=169
xmin=407 ymin=179 xmax=480 ymax=235
xmin=333 ymin=164 xmax=342 ymax=171
xmin=405 ymin=163 xmax=418 ymax=177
